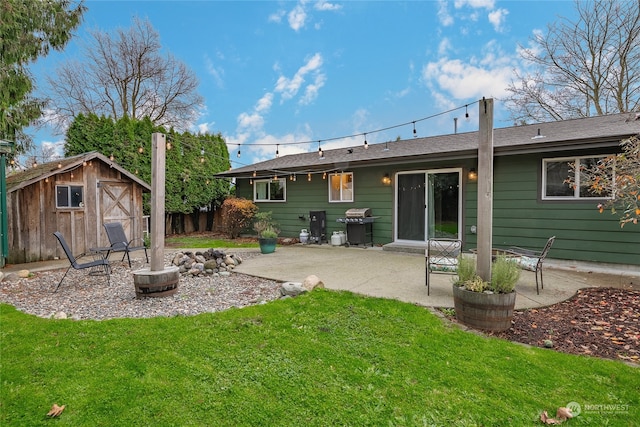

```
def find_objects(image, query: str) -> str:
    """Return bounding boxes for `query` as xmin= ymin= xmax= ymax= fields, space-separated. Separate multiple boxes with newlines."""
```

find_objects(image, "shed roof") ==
xmin=216 ymin=112 xmax=640 ymax=178
xmin=6 ymin=151 xmax=152 ymax=193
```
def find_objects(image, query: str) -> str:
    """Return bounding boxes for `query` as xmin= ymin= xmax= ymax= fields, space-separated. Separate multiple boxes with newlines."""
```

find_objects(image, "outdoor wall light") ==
xmin=382 ymin=173 xmax=392 ymax=185
xmin=468 ymin=168 xmax=477 ymax=181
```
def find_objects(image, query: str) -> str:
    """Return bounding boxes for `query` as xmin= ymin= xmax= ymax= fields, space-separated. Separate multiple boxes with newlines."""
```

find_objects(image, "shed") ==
xmin=5 ymin=151 xmax=151 ymax=264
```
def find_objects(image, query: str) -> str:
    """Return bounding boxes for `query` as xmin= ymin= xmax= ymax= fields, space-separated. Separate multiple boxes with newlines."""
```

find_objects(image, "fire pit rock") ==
xmin=171 ymin=249 xmax=243 ymax=277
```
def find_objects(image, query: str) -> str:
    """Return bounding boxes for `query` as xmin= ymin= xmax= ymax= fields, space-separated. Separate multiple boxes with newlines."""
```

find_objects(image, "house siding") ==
xmin=237 ymin=151 xmax=638 ymax=266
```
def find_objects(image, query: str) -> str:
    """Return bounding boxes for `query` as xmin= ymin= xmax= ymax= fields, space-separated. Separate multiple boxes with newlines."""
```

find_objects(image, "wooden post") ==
xmin=150 ymin=133 xmax=166 ymax=271
xmin=476 ymin=98 xmax=493 ymax=282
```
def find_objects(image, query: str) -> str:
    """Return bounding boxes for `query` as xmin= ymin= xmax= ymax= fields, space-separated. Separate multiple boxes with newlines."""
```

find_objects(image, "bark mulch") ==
xmin=487 ymin=287 xmax=640 ymax=364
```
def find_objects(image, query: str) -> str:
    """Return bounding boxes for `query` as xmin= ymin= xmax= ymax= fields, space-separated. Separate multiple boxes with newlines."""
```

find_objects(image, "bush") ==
xmin=221 ymin=198 xmax=258 ymax=239
xmin=455 ymin=255 xmax=476 ymax=284
xmin=490 ymin=256 xmax=521 ymax=293
xmin=253 ymin=211 xmax=280 ymax=238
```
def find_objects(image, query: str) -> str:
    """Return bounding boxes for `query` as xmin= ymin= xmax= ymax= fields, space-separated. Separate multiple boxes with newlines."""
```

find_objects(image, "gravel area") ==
xmin=0 ymin=252 xmax=282 ymax=320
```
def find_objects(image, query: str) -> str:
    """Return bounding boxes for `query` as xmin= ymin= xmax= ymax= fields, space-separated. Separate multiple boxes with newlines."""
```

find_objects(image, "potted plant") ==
xmin=253 ymin=211 xmax=280 ymax=254
xmin=452 ymin=255 xmax=521 ymax=331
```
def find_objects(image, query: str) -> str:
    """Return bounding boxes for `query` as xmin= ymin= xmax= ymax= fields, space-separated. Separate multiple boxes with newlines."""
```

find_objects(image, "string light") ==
xmin=237 ymin=145 xmax=241 ymax=158
xmin=138 ymin=146 xmax=144 ymax=154
xmin=322 ymin=172 xmax=327 ymax=179
xmin=276 ymin=144 xmax=279 ymax=158
xmin=200 ymin=147 xmax=205 ymax=163
xmin=364 ymin=133 xmax=368 ymax=149
xmin=465 ymin=104 xmax=470 ymax=121
xmin=318 ymin=141 xmax=323 ymax=158
xmin=413 ymin=121 xmax=417 ymax=137
xmin=110 ymin=153 xmax=114 ymax=161
xmin=57 ymin=162 xmax=62 ymax=169
xmin=307 ymin=173 xmax=312 ymax=182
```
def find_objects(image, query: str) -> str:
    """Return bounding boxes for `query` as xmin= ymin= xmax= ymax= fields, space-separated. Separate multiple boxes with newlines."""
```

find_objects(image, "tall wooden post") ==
xmin=476 ymin=98 xmax=494 ymax=282
xmin=150 ymin=132 xmax=166 ymax=271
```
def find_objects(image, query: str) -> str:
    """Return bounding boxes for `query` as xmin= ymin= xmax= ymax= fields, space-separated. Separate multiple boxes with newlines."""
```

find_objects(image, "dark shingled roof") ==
xmin=7 ymin=151 xmax=151 ymax=192
xmin=216 ymin=112 xmax=640 ymax=178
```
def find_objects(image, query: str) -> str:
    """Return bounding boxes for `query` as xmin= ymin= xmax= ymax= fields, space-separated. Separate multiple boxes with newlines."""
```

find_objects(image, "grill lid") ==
xmin=345 ymin=208 xmax=372 ymax=218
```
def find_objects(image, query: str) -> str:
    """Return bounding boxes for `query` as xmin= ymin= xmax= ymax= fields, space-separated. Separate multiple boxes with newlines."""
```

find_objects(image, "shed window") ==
xmin=329 ymin=172 xmax=353 ymax=202
xmin=542 ymin=156 xmax=612 ymax=199
xmin=254 ymin=179 xmax=286 ymax=202
xmin=56 ymin=185 xmax=84 ymax=208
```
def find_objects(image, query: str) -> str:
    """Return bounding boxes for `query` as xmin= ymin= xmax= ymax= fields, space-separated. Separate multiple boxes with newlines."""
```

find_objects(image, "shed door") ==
xmin=99 ymin=181 xmax=135 ymax=244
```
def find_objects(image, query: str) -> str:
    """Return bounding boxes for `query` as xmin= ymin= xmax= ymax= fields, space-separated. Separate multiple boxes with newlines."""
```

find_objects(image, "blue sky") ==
xmin=30 ymin=0 xmax=577 ymax=169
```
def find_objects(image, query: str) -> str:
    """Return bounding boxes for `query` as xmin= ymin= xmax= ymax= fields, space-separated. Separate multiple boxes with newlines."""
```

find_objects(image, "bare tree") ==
xmin=505 ymin=0 xmax=640 ymax=124
xmin=45 ymin=17 xmax=204 ymax=131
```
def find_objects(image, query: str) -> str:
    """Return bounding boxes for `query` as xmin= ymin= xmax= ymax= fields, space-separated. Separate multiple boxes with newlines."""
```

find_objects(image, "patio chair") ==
xmin=426 ymin=238 xmax=462 ymax=296
xmin=103 ymin=222 xmax=149 ymax=267
xmin=53 ymin=231 xmax=110 ymax=292
xmin=507 ymin=236 xmax=556 ymax=295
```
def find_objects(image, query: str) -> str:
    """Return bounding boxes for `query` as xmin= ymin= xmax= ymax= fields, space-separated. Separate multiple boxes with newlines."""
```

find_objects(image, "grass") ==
xmin=164 ymin=234 xmax=259 ymax=249
xmin=1 ymin=290 xmax=638 ymax=426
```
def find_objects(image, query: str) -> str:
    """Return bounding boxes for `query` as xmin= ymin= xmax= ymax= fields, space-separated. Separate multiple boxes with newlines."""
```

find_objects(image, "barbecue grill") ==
xmin=336 ymin=208 xmax=377 ymax=246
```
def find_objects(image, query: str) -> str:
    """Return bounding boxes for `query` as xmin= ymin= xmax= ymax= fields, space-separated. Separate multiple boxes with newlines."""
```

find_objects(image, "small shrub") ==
xmin=221 ymin=198 xmax=258 ymax=239
xmin=253 ymin=211 xmax=280 ymax=238
xmin=465 ymin=275 xmax=488 ymax=292
xmin=455 ymin=255 xmax=476 ymax=284
xmin=490 ymin=256 xmax=521 ymax=293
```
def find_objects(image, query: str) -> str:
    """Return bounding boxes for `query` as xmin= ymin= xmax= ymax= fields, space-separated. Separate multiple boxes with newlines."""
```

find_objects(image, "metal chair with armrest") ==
xmin=507 ymin=236 xmax=556 ymax=295
xmin=426 ymin=238 xmax=462 ymax=296
xmin=102 ymin=222 xmax=149 ymax=268
xmin=53 ymin=231 xmax=110 ymax=292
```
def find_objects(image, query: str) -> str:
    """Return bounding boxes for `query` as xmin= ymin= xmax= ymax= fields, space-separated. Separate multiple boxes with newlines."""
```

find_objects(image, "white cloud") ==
xmin=237 ymin=112 xmax=265 ymax=131
xmin=204 ymin=55 xmax=224 ymax=88
xmin=437 ymin=0 xmax=454 ymax=26
xmin=421 ymin=51 xmax=515 ymax=100
xmin=274 ymin=53 xmax=324 ymax=102
xmin=300 ymin=73 xmax=326 ymax=105
xmin=41 ymin=140 xmax=65 ymax=159
xmin=197 ymin=121 xmax=216 ymax=134
xmin=438 ymin=37 xmax=452 ymax=56
xmin=268 ymin=10 xmax=285 ymax=23
xmin=488 ymin=8 xmax=508 ymax=32
xmin=314 ymin=0 xmax=342 ymax=11
xmin=454 ymin=0 xmax=495 ymax=9
xmin=255 ymin=93 xmax=274 ymax=113
xmin=288 ymin=4 xmax=307 ymax=31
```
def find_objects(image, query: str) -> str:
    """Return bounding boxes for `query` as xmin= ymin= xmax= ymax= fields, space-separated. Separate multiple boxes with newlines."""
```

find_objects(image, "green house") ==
xmin=217 ymin=112 xmax=640 ymax=266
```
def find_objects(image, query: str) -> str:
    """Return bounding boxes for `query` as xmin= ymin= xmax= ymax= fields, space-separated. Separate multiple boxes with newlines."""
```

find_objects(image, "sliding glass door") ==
xmin=396 ymin=170 xmax=461 ymax=242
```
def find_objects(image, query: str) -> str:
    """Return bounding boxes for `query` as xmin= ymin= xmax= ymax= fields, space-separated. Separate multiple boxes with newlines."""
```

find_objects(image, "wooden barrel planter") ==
xmin=452 ymin=284 xmax=516 ymax=331
xmin=132 ymin=267 xmax=180 ymax=298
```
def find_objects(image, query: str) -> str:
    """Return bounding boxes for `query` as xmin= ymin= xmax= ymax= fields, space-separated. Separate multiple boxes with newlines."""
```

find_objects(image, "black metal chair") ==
xmin=508 ymin=236 xmax=556 ymax=295
xmin=426 ymin=238 xmax=462 ymax=295
xmin=102 ymin=222 xmax=149 ymax=267
xmin=53 ymin=231 xmax=110 ymax=292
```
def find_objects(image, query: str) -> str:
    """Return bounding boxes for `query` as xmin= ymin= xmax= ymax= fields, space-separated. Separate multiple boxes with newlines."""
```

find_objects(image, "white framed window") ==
xmin=56 ymin=185 xmax=84 ymax=208
xmin=329 ymin=172 xmax=353 ymax=202
xmin=254 ymin=179 xmax=286 ymax=202
xmin=542 ymin=156 xmax=612 ymax=200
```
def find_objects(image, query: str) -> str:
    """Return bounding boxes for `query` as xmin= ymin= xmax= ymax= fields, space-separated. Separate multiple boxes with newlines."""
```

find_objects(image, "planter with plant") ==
xmin=452 ymin=255 xmax=521 ymax=331
xmin=253 ymin=211 xmax=280 ymax=254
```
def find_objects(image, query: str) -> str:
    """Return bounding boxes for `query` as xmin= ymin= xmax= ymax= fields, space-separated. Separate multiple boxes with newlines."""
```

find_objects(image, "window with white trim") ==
xmin=254 ymin=179 xmax=286 ymax=202
xmin=56 ymin=185 xmax=84 ymax=208
xmin=542 ymin=156 xmax=612 ymax=199
xmin=329 ymin=172 xmax=353 ymax=202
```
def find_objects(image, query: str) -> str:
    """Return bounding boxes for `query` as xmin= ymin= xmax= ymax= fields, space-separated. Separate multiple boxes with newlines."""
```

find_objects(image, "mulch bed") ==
xmin=447 ymin=287 xmax=640 ymax=364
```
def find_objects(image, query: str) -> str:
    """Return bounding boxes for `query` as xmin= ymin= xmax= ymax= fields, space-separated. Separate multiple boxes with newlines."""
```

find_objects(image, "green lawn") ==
xmin=1 ymin=290 xmax=638 ymax=426
xmin=164 ymin=235 xmax=259 ymax=249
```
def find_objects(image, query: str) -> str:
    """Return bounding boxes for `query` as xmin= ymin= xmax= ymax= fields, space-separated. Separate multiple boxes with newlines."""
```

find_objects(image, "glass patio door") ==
xmin=396 ymin=170 xmax=461 ymax=242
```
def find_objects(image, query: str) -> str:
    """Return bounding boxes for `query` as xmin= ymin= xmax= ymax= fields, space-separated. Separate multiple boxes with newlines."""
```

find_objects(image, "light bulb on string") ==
xmin=276 ymin=144 xmax=279 ymax=158
xmin=413 ymin=121 xmax=417 ymax=137
xmin=138 ymin=146 xmax=144 ymax=154
xmin=110 ymin=153 xmax=114 ymax=161
xmin=307 ymin=173 xmax=312 ymax=182
xmin=200 ymin=147 xmax=205 ymax=163
xmin=237 ymin=145 xmax=241 ymax=158
xmin=465 ymin=105 xmax=470 ymax=121
xmin=318 ymin=141 xmax=323 ymax=158
xmin=322 ymin=172 xmax=327 ymax=180
xmin=364 ymin=133 xmax=368 ymax=149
